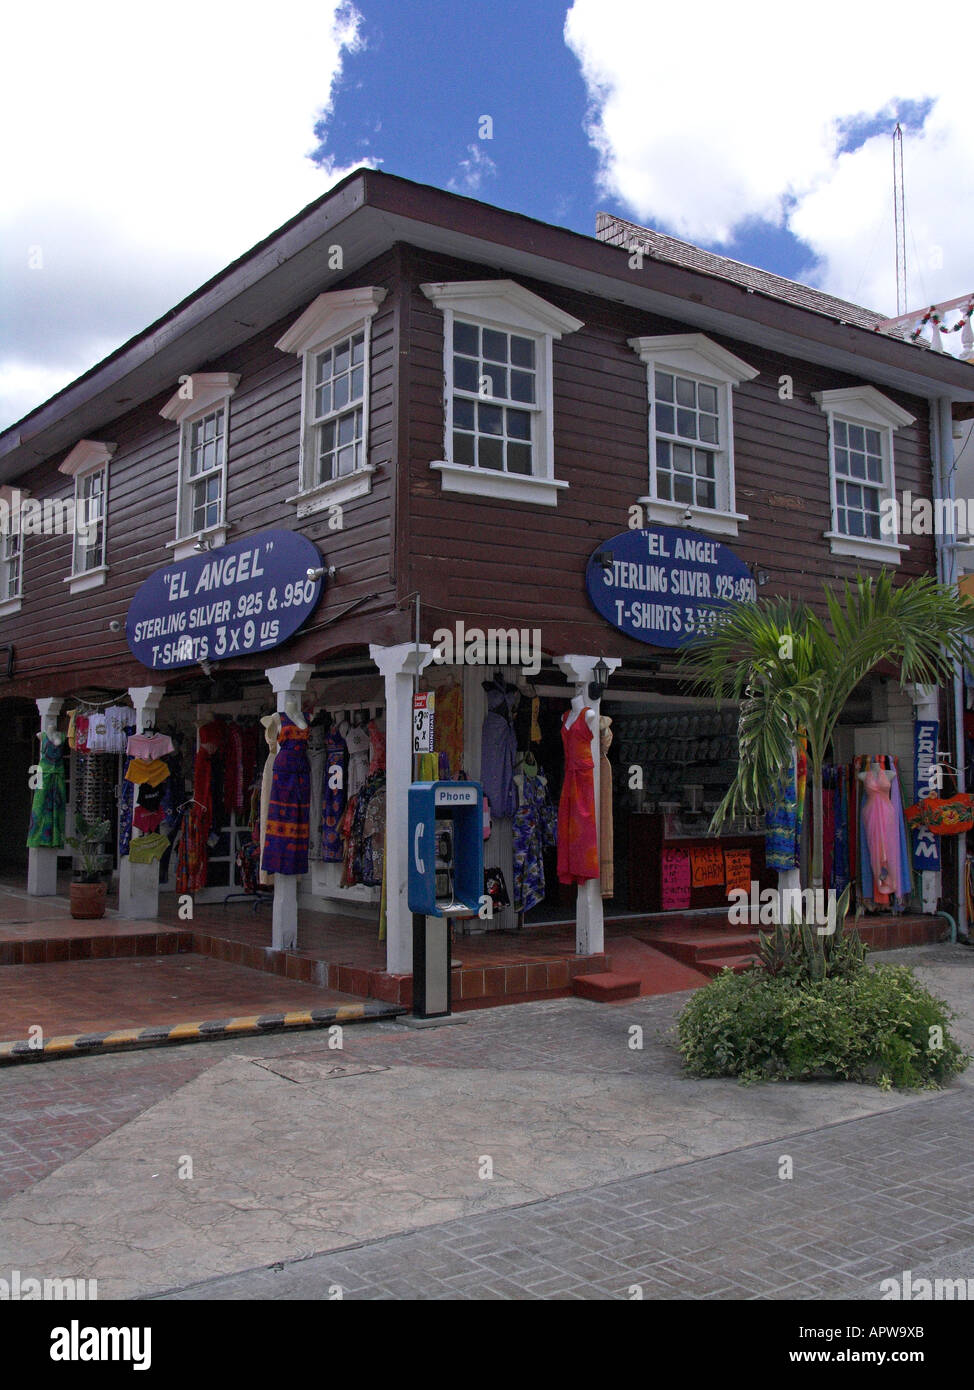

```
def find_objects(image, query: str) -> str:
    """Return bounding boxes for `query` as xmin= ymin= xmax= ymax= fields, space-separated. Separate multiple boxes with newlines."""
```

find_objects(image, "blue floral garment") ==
xmin=765 ymin=756 xmax=799 ymax=871
xmin=512 ymin=771 xmax=558 ymax=913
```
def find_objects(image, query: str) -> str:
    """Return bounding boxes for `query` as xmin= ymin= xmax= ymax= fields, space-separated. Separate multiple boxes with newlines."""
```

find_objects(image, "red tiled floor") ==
xmin=0 ymin=955 xmax=366 ymax=1040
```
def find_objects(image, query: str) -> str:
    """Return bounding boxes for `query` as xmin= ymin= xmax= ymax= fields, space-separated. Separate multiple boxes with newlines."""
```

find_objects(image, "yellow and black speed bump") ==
xmin=0 ymin=1000 xmax=405 ymax=1065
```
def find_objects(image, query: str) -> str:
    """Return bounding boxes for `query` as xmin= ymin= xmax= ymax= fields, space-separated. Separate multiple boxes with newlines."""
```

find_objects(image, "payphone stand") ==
xmin=408 ymin=782 xmax=484 ymax=1019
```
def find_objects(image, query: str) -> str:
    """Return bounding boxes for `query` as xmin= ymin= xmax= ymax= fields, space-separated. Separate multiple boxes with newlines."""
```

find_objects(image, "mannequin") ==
xmin=858 ymin=755 xmax=901 ymax=905
xmin=282 ymin=694 xmax=307 ymax=730
xmin=558 ymin=696 xmax=600 ymax=884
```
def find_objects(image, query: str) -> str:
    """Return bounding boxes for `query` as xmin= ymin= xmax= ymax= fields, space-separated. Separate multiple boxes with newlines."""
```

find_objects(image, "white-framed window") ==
xmin=0 ymin=532 xmax=22 ymax=604
xmin=160 ymin=373 xmax=239 ymax=560
xmin=629 ymin=334 xmax=758 ymax=538
xmin=814 ymin=386 xmax=915 ymax=566
xmin=0 ymin=485 xmax=25 ymax=614
xmin=58 ymin=439 xmax=115 ymax=592
xmin=276 ymin=287 xmax=387 ymax=518
xmin=422 ymin=279 xmax=583 ymax=508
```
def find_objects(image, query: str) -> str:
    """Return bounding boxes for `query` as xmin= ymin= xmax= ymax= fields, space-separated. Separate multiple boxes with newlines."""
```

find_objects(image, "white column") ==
xmin=27 ymin=698 xmax=65 ymax=896
xmin=265 ymin=661 xmax=314 ymax=951
xmin=909 ymin=683 xmax=942 ymax=915
xmin=118 ymin=685 xmax=166 ymax=919
xmin=371 ymin=641 xmax=436 ymax=975
xmin=555 ymin=655 xmax=621 ymax=957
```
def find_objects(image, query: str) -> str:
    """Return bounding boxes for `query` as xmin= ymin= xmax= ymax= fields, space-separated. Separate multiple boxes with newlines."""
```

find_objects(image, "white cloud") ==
xmin=565 ymin=0 xmax=974 ymax=322
xmin=448 ymin=143 xmax=498 ymax=195
xmin=0 ymin=0 xmax=368 ymax=430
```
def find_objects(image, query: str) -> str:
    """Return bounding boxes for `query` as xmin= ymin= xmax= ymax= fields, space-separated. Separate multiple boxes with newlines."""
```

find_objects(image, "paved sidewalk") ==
xmin=0 ymin=943 xmax=970 ymax=1300
xmin=157 ymin=1086 xmax=974 ymax=1300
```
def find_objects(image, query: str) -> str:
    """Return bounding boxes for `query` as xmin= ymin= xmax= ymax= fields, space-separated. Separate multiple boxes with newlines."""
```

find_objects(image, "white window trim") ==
xmin=422 ymin=279 xmax=583 ymax=505
xmin=0 ymin=485 xmax=26 ymax=610
xmin=58 ymin=439 xmax=115 ymax=591
xmin=815 ymin=386 xmax=915 ymax=566
xmin=276 ymin=287 xmax=387 ymax=505
xmin=160 ymin=373 xmax=239 ymax=557
xmin=629 ymin=333 xmax=758 ymax=538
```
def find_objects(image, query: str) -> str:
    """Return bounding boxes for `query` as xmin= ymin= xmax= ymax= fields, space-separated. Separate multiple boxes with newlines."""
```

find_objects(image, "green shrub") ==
xmin=677 ymin=963 xmax=969 ymax=1088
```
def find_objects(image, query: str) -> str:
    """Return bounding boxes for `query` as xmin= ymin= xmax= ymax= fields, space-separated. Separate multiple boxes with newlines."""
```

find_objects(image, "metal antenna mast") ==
xmin=893 ymin=123 xmax=907 ymax=315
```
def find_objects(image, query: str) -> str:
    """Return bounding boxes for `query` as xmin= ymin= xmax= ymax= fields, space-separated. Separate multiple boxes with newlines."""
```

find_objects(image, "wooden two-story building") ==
xmin=3 ymin=169 xmax=973 ymax=976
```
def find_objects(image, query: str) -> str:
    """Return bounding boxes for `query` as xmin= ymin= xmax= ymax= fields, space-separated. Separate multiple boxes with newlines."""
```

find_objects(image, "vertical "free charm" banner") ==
xmin=913 ymin=720 xmax=940 ymax=873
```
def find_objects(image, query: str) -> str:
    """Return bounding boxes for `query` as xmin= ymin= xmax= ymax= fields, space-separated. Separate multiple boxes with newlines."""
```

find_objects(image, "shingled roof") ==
xmin=595 ymin=211 xmax=890 ymax=334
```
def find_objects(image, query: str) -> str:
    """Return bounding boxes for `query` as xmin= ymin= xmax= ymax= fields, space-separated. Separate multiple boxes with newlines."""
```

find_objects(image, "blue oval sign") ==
xmin=585 ymin=526 xmax=755 ymax=647
xmin=127 ymin=529 xmax=324 ymax=670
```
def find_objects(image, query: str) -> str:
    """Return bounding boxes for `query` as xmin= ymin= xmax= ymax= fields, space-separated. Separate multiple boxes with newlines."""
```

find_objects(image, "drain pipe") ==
xmin=932 ymin=395 xmax=968 ymax=940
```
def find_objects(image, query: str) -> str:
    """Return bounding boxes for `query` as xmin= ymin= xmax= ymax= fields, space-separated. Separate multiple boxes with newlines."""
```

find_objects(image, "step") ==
xmin=572 ymin=971 xmax=642 ymax=1002
xmin=647 ymin=931 xmax=760 ymax=966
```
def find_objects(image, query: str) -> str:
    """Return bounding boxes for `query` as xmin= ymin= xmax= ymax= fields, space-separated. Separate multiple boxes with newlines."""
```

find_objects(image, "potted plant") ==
xmin=66 ymin=815 xmax=112 ymax=919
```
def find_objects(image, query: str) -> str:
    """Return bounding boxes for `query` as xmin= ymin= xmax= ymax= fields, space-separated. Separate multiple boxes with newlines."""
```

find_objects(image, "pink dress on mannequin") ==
xmin=861 ymin=766 xmax=901 ymax=904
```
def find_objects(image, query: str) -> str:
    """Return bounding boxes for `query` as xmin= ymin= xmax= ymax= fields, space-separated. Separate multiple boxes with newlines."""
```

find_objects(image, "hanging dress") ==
xmin=599 ymin=715 xmax=614 ymax=898
xmin=344 ymin=721 xmax=370 ymax=798
xmin=433 ymin=682 xmax=464 ymax=778
xmin=367 ymin=718 xmax=386 ymax=774
xmin=557 ymin=709 xmax=600 ymax=885
xmin=512 ymin=768 xmax=558 ymax=912
xmin=320 ymin=726 xmax=348 ymax=862
xmin=261 ymin=713 xmax=311 ymax=877
xmin=480 ymin=683 xmax=517 ymax=819
xmin=860 ymin=766 xmax=903 ymax=905
xmin=26 ymin=735 xmax=67 ymax=848
xmin=258 ymin=714 xmax=280 ymax=886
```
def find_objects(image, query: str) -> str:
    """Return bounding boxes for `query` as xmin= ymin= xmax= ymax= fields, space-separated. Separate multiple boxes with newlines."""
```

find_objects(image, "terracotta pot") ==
xmin=69 ymin=880 xmax=106 ymax=920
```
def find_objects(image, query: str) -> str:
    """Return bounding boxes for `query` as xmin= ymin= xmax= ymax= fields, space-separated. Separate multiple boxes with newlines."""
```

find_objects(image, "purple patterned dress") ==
xmin=320 ymin=727 xmax=348 ymax=862
xmin=480 ymin=686 xmax=517 ymax=818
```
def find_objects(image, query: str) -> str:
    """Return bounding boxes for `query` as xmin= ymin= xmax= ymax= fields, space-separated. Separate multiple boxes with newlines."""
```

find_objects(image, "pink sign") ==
xmin=661 ymin=846 xmax=691 ymax=910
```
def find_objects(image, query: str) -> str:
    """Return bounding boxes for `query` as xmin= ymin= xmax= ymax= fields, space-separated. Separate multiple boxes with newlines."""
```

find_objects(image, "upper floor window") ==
xmin=0 ymin=531 xmax=22 ymax=605
xmin=814 ymin=386 xmax=914 ymax=566
xmin=160 ymin=373 xmax=239 ymax=560
xmin=629 ymin=334 xmax=758 ymax=538
xmin=422 ymin=279 xmax=583 ymax=508
xmin=58 ymin=439 xmax=116 ymax=592
xmin=276 ymin=287 xmax=386 ymax=517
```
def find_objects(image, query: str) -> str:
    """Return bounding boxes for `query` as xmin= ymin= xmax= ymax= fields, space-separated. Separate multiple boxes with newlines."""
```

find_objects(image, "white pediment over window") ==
xmin=628 ymin=333 xmax=759 ymax=385
xmin=160 ymin=372 xmax=240 ymax=423
xmin=421 ymin=280 xmax=584 ymax=338
xmin=813 ymin=385 xmax=915 ymax=431
xmin=58 ymin=439 xmax=116 ymax=477
xmin=276 ymin=287 xmax=388 ymax=357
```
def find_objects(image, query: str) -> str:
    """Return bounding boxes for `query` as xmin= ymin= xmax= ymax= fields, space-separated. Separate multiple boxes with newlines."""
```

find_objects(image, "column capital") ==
xmin=555 ymin=654 xmax=622 ymax=689
xmin=265 ymin=662 xmax=315 ymax=697
xmin=127 ymin=686 xmax=165 ymax=732
xmin=36 ymin=697 xmax=64 ymax=730
xmin=370 ymin=641 xmax=435 ymax=680
xmin=907 ymin=683 xmax=938 ymax=716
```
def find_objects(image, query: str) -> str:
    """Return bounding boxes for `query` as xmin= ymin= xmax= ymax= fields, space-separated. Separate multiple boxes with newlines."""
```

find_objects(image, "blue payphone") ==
xmin=408 ymin=781 xmax=484 ymax=1017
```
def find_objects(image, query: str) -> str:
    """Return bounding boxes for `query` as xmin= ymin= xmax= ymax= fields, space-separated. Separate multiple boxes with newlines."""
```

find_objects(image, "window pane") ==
xmin=510 ymin=370 xmax=535 ymax=403
xmin=482 ymin=329 xmax=507 ymax=363
xmin=673 ymin=473 xmax=693 ymax=504
xmin=848 ymin=424 xmax=864 ymax=452
xmin=453 ymin=432 xmax=475 ymax=466
xmin=478 ymin=403 xmax=504 ymax=436
xmin=834 ymin=419 xmax=848 ymax=445
xmin=350 ymin=366 xmax=364 ymax=400
xmin=336 ymin=445 xmax=356 ymax=477
xmin=849 ymin=451 xmax=866 ymax=479
xmin=507 ymin=442 xmax=532 ymax=475
xmin=656 ymin=372 xmax=674 ymax=402
xmin=697 ymin=478 xmax=716 ymax=509
xmin=676 ymin=408 xmax=697 ymax=439
xmin=334 ymin=342 xmax=350 ymax=375
xmin=698 ymin=384 xmax=718 ymax=413
xmin=315 ymin=382 xmax=331 ymax=418
xmin=697 ymin=451 xmax=715 ymax=478
xmin=867 ymin=454 xmax=882 ymax=484
xmin=351 ymin=333 xmax=365 ymax=364
xmin=507 ymin=409 xmax=531 ymax=441
xmin=454 ymin=357 xmax=479 ymax=392
xmin=454 ymin=321 xmax=479 ymax=356
xmin=319 ymin=419 xmax=336 ymax=453
xmin=698 ymin=413 xmax=718 ymax=444
xmin=673 ymin=444 xmax=693 ymax=474
xmin=333 ymin=375 xmax=349 ymax=411
xmin=316 ymin=348 xmax=332 ymax=381
xmin=454 ymin=398 xmax=475 ymax=431
xmin=338 ymin=411 xmax=357 ymax=446
xmin=510 ymin=335 xmax=534 ymax=368
xmin=656 ymin=472 xmax=673 ymax=500
xmin=675 ymin=376 xmax=696 ymax=408
xmin=478 ymin=436 xmax=503 ymax=470
xmin=656 ymin=404 xmax=675 ymax=435
xmin=483 ymin=366 xmax=507 ymax=399
xmin=656 ymin=438 xmax=671 ymax=468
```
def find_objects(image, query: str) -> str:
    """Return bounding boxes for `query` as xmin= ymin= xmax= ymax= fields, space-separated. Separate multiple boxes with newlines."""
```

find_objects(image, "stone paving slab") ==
xmin=155 ymin=1087 xmax=974 ymax=1300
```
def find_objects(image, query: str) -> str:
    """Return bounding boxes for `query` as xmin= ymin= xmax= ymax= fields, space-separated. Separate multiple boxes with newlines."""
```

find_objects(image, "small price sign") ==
xmin=413 ymin=691 xmax=435 ymax=754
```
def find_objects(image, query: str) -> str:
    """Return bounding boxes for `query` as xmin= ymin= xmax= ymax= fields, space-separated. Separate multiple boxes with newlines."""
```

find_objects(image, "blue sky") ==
xmin=2 ymin=0 xmax=971 ymax=430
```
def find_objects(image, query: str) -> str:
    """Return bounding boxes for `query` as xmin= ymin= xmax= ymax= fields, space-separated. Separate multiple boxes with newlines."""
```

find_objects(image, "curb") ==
xmin=0 ymin=1001 xmax=406 ymax=1065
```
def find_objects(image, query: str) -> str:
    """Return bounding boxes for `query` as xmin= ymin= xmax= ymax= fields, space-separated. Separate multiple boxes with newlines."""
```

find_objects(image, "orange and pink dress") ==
xmin=557 ymin=708 xmax=600 ymax=885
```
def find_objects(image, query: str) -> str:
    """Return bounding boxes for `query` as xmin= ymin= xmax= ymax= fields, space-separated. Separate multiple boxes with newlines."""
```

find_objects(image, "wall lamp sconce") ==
xmin=588 ymin=657 xmax=611 ymax=702
xmin=199 ymin=659 xmax=213 ymax=676
xmin=749 ymin=563 xmax=770 ymax=586
xmin=194 ymin=534 xmax=213 ymax=552
xmin=307 ymin=565 xmax=337 ymax=580
xmin=594 ymin=550 xmax=614 ymax=572
xmin=108 ymin=618 xmax=122 ymax=632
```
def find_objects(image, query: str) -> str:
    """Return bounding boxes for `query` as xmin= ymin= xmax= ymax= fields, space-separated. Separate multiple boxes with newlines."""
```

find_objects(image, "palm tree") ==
xmin=681 ymin=571 xmax=974 ymax=894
